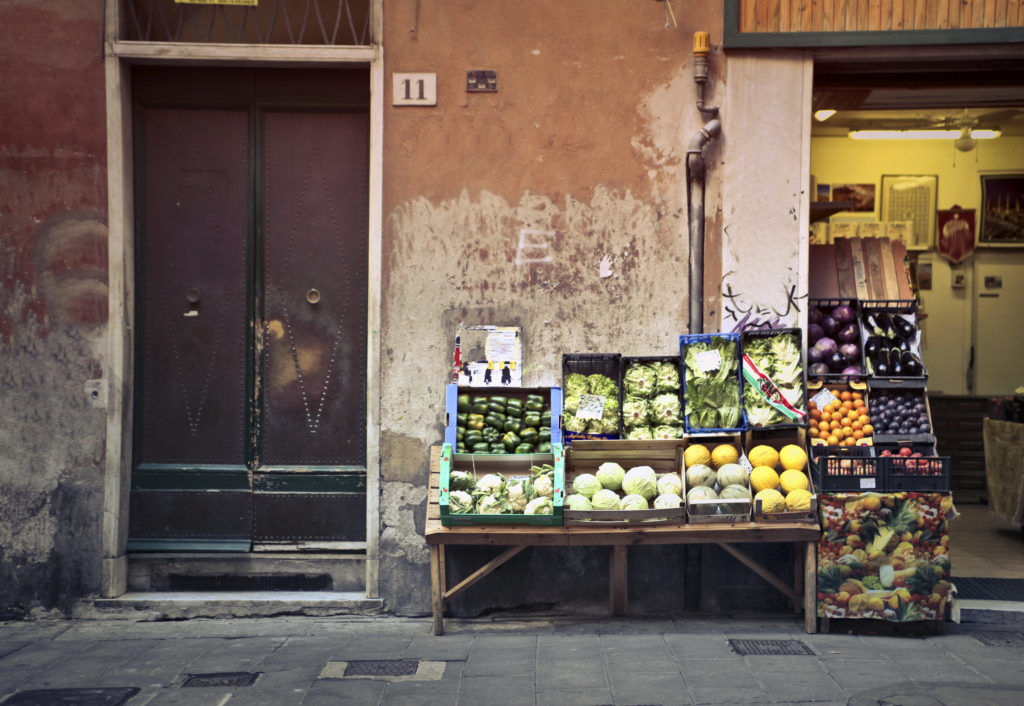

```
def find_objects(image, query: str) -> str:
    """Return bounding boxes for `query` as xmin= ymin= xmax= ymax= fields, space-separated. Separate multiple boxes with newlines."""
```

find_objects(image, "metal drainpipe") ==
xmin=686 ymin=32 xmax=720 ymax=335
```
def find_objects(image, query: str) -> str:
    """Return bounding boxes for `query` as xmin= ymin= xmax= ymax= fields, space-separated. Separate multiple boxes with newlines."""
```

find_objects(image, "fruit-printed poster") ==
xmin=817 ymin=492 xmax=955 ymax=622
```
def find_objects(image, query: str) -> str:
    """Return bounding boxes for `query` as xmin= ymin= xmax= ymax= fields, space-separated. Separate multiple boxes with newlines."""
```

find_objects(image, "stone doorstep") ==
xmin=76 ymin=592 xmax=384 ymax=620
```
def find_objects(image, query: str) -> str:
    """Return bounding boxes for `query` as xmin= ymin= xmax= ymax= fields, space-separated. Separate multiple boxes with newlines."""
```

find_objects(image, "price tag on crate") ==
xmin=694 ymin=349 xmax=722 ymax=373
xmin=576 ymin=394 xmax=606 ymax=420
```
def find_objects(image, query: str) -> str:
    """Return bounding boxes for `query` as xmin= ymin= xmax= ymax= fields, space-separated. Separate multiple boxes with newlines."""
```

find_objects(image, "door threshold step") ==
xmin=956 ymin=598 xmax=1024 ymax=625
xmin=78 ymin=592 xmax=384 ymax=621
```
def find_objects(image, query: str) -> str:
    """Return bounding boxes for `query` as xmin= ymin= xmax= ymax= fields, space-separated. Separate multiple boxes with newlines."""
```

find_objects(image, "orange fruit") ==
xmin=862 ymin=424 xmax=874 ymax=436
xmin=853 ymin=429 xmax=864 ymax=439
xmin=826 ymin=435 xmax=839 ymax=446
xmin=852 ymin=391 xmax=863 ymax=400
xmin=831 ymin=411 xmax=843 ymax=422
xmin=840 ymin=391 xmax=852 ymax=401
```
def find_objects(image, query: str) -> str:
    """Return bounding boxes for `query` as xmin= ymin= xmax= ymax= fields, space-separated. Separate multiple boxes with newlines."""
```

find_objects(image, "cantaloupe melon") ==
xmin=749 ymin=465 xmax=780 ymax=493
xmin=779 ymin=469 xmax=809 ymax=494
xmin=747 ymin=445 xmax=779 ymax=469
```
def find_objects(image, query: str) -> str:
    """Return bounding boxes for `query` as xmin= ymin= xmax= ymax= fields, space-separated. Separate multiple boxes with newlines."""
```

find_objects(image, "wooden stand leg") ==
xmin=610 ymin=545 xmax=628 ymax=616
xmin=430 ymin=544 xmax=446 ymax=636
xmin=804 ymin=540 xmax=817 ymax=634
xmin=794 ymin=543 xmax=803 ymax=614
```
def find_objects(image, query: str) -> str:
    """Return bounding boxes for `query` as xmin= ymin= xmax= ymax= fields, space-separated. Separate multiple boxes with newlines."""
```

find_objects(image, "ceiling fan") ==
xmin=926 ymin=108 xmax=1022 ymax=152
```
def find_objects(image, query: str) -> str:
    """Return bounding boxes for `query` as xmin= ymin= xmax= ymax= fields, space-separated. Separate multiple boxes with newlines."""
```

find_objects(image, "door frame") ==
xmin=101 ymin=1 xmax=384 ymax=598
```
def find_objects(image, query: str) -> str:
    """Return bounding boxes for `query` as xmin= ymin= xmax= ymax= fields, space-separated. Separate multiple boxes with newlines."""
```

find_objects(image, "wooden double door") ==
xmin=129 ymin=67 xmax=369 ymax=551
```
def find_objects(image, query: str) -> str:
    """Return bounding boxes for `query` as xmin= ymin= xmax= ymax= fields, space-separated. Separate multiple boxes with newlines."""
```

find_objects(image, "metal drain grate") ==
xmin=343 ymin=660 xmax=420 ymax=677
xmin=182 ymin=672 xmax=260 ymax=688
xmin=729 ymin=639 xmax=814 ymax=656
xmin=2 ymin=688 xmax=140 ymax=705
xmin=954 ymin=577 xmax=1024 ymax=602
xmin=970 ymin=631 xmax=1024 ymax=648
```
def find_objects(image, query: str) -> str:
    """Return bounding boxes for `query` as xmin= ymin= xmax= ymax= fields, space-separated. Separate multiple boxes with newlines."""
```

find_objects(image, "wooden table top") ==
xmin=425 ymin=446 xmax=820 ymax=546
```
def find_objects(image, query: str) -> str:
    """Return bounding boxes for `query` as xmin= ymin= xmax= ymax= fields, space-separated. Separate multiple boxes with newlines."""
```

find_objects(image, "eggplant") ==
xmin=888 ymin=347 xmax=903 ymax=376
xmin=872 ymin=351 xmax=890 ymax=376
xmin=828 ymin=350 xmax=848 ymax=372
xmin=864 ymin=335 xmax=884 ymax=359
xmin=892 ymin=314 xmax=917 ymax=340
xmin=863 ymin=312 xmax=885 ymax=338
xmin=902 ymin=350 xmax=924 ymax=376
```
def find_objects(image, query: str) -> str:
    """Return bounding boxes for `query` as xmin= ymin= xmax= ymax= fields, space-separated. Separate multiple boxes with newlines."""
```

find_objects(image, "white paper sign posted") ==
xmin=812 ymin=388 xmax=839 ymax=410
xmin=576 ymin=394 xmax=605 ymax=420
xmin=694 ymin=349 xmax=722 ymax=373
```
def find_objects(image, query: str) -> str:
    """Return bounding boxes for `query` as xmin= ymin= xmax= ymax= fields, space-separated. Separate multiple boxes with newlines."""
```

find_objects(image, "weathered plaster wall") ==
xmin=0 ymin=1 xmax=108 ymax=616
xmin=379 ymin=0 xmax=729 ymax=615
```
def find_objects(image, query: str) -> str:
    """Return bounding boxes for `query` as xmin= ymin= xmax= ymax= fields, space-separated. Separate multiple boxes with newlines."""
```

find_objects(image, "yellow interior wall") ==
xmin=810 ymin=135 xmax=1024 ymax=396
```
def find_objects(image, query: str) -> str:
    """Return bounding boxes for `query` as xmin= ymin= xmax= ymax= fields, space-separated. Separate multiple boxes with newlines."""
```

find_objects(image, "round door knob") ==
xmin=306 ymin=288 xmax=321 ymax=304
xmin=185 ymin=288 xmax=201 ymax=304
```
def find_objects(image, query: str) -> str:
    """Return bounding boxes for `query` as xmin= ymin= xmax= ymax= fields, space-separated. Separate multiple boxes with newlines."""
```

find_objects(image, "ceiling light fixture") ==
xmin=848 ymin=129 xmax=1000 ymax=140
xmin=813 ymin=109 xmax=837 ymax=122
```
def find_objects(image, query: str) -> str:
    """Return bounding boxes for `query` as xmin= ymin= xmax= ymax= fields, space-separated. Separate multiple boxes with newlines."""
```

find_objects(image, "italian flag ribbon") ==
xmin=741 ymin=354 xmax=807 ymax=423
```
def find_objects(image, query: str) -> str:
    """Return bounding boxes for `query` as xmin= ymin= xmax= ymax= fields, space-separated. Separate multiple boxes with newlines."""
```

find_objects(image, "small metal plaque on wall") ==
xmin=466 ymin=70 xmax=497 ymax=92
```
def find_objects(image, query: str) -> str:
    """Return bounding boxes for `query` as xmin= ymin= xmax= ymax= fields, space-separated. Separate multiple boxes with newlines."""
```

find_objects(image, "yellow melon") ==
xmin=785 ymin=488 xmax=813 ymax=511
xmin=755 ymin=488 xmax=786 ymax=513
xmin=747 ymin=445 xmax=779 ymax=470
xmin=779 ymin=468 xmax=809 ymax=494
xmin=684 ymin=444 xmax=711 ymax=468
xmin=779 ymin=444 xmax=808 ymax=471
xmin=711 ymin=444 xmax=739 ymax=469
xmin=749 ymin=465 xmax=780 ymax=493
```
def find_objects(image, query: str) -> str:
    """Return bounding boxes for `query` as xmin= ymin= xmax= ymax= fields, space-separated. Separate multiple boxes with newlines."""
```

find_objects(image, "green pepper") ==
xmin=519 ymin=427 xmax=539 ymax=444
xmin=472 ymin=395 xmax=488 ymax=406
xmin=457 ymin=394 xmax=471 ymax=413
xmin=482 ymin=426 xmax=501 ymax=443
xmin=467 ymin=414 xmax=485 ymax=430
xmin=515 ymin=443 xmax=535 ymax=454
xmin=525 ymin=394 xmax=545 ymax=411
xmin=505 ymin=405 xmax=523 ymax=419
xmin=523 ymin=411 xmax=541 ymax=428
xmin=490 ymin=442 xmax=506 ymax=454
xmin=538 ymin=427 xmax=551 ymax=442
xmin=484 ymin=412 xmax=506 ymax=429
xmin=506 ymin=398 xmax=524 ymax=412
xmin=471 ymin=402 xmax=489 ymax=415
xmin=456 ymin=426 xmax=466 ymax=441
xmin=536 ymin=442 xmax=551 ymax=454
xmin=471 ymin=442 xmax=490 ymax=454
xmin=463 ymin=430 xmax=484 ymax=446
xmin=489 ymin=395 xmax=507 ymax=407
xmin=540 ymin=410 xmax=551 ymax=426
xmin=503 ymin=418 xmax=522 ymax=433
xmin=457 ymin=412 xmax=468 ymax=426
xmin=502 ymin=431 xmax=521 ymax=453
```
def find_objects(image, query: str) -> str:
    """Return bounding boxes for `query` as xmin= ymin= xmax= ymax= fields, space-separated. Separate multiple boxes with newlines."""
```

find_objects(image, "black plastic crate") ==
xmin=739 ymin=327 xmax=809 ymax=430
xmin=860 ymin=299 xmax=927 ymax=382
xmin=619 ymin=356 xmax=684 ymax=440
xmin=867 ymin=386 xmax=935 ymax=444
xmin=561 ymin=354 xmax=622 ymax=442
xmin=807 ymin=299 xmax=866 ymax=380
xmin=876 ymin=442 xmax=950 ymax=491
xmin=810 ymin=445 xmax=882 ymax=492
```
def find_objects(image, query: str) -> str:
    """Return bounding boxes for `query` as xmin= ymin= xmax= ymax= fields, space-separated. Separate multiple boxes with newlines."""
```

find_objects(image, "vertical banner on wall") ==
xmin=936 ymin=207 xmax=976 ymax=265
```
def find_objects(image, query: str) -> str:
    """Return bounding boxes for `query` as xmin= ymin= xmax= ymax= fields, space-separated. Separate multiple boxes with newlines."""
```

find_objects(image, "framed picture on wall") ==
xmin=979 ymin=173 xmax=1024 ymax=246
xmin=881 ymin=174 xmax=938 ymax=250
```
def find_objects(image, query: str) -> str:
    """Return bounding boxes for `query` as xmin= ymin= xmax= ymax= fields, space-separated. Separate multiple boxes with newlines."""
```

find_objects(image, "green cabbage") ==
xmin=590 ymin=488 xmax=621 ymax=510
xmin=654 ymin=361 xmax=681 ymax=394
xmin=657 ymin=473 xmax=682 ymax=497
xmin=620 ymin=493 xmax=649 ymax=511
xmin=572 ymin=473 xmax=603 ymax=499
xmin=596 ymin=462 xmax=626 ymax=491
xmin=649 ymin=393 xmax=682 ymax=425
xmin=622 ymin=466 xmax=658 ymax=501
xmin=653 ymin=493 xmax=682 ymax=509
xmin=651 ymin=425 xmax=684 ymax=440
xmin=622 ymin=398 xmax=649 ymax=428
xmin=625 ymin=427 xmax=654 ymax=440
xmin=565 ymin=493 xmax=594 ymax=511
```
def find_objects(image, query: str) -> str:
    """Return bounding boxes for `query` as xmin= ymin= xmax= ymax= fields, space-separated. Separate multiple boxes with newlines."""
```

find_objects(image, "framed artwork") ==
xmin=936 ymin=207 xmax=975 ymax=264
xmin=830 ymin=183 xmax=876 ymax=212
xmin=979 ymin=174 xmax=1024 ymax=246
xmin=881 ymin=174 xmax=938 ymax=250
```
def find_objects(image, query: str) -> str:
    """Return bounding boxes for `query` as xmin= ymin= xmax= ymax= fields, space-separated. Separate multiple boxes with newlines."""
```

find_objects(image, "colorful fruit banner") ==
xmin=817 ymin=492 xmax=954 ymax=622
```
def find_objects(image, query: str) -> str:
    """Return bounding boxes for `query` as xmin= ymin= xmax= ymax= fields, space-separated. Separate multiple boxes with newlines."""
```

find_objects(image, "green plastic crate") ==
xmin=439 ymin=443 xmax=564 ymax=526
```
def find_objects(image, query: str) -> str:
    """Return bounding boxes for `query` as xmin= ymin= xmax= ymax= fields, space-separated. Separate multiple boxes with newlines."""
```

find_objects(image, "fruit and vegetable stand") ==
xmin=426 ymin=444 xmax=821 ymax=636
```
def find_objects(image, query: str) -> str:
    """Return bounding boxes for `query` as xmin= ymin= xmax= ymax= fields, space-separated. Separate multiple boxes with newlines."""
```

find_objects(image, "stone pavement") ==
xmin=1 ymin=611 xmax=1023 ymax=705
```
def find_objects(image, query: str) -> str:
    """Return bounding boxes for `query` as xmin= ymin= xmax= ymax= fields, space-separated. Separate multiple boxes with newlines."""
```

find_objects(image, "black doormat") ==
xmin=344 ymin=660 xmax=420 ymax=677
xmin=728 ymin=639 xmax=814 ymax=656
xmin=165 ymin=574 xmax=333 ymax=591
xmin=2 ymin=688 xmax=140 ymax=705
xmin=181 ymin=672 xmax=259 ymax=688
xmin=953 ymin=577 xmax=1024 ymax=601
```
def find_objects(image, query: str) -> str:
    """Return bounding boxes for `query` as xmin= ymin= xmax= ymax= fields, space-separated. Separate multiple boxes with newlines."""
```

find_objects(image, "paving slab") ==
xmin=536 ymin=687 xmax=616 ymax=706
xmin=608 ymin=668 xmax=687 ymax=706
xmin=459 ymin=673 xmax=536 ymax=706
xmin=402 ymin=634 xmax=475 ymax=661
xmin=536 ymin=657 xmax=608 ymax=692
